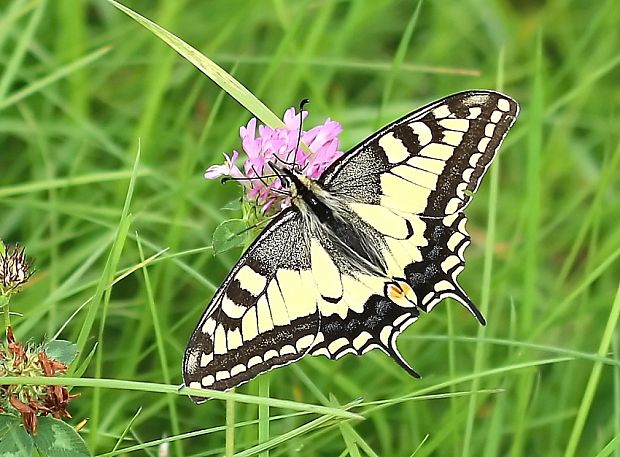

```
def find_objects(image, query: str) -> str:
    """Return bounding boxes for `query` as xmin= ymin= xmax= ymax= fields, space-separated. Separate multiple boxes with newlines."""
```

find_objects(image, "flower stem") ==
xmin=258 ymin=372 xmax=270 ymax=457
xmin=1 ymin=295 xmax=10 ymax=331
xmin=225 ymin=388 xmax=235 ymax=456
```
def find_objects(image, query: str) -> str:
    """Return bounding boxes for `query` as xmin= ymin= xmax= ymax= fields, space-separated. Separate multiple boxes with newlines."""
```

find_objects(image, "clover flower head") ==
xmin=0 ymin=244 xmax=32 ymax=295
xmin=205 ymin=106 xmax=343 ymax=212
xmin=0 ymin=328 xmax=78 ymax=435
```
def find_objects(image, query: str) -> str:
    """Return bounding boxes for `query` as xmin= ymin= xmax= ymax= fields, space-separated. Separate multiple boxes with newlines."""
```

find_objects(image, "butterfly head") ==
xmin=271 ymin=163 xmax=319 ymax=203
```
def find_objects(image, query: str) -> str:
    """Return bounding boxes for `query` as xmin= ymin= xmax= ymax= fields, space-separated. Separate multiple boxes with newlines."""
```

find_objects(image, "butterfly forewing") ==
xmin=322 ymin=91 xmax=519 ymax=216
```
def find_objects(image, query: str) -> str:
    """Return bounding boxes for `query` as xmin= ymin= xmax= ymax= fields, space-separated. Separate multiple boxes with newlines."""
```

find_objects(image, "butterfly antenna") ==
xmin=267 ymin=160 xmax=292 ymax=189
xmin=287 ymin=98 xmax=310 ymax=170
xmin=221 ymin=175 xmax=280 ymax=184
xmin=221 ymin=170 xmax=290 ymax=196
xmin=251 ymin=164 xmax=291 ymax=196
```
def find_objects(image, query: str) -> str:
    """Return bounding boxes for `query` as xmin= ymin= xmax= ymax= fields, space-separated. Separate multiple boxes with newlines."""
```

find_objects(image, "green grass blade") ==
xmin=105 ymin=0 xmax=283 ymax=128
xmin=563 ymin=283 xmax=620 ymax=457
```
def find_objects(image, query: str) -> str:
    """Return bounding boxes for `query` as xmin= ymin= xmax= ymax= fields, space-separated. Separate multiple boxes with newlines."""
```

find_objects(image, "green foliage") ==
xmin=31 ymin=417 xmax=90 ymax=457
xmin=1 ymin=0 xmax=619 ymax=456
xmin=0 ymin=415 xmax=33 ymax=456
xmin=43 ymin=340 xmax=78 ymax=366
xmin=0 ymin=415 xmax=90 ymax=457
xmin=212 ymin=219 xmax=250 ymax=254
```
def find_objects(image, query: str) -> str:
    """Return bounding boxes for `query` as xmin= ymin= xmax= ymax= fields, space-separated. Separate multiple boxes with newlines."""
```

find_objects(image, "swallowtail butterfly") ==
xmin=183 ymin=90 xmax=519 ymax=398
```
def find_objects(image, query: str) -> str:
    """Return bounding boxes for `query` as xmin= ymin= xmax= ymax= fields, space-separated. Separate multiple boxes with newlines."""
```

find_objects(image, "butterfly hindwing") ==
xmin=183 ymin=209 xmax=320 ymax=397
xmin=309 ymin=293 xmax=422 ymax=377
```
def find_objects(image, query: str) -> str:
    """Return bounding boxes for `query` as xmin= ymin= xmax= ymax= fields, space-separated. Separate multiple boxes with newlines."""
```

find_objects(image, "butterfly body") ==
xmin=184 ymin=91 xmax=519 ymax=398
xmin=284 ymin=169 xmax=390 ymax=277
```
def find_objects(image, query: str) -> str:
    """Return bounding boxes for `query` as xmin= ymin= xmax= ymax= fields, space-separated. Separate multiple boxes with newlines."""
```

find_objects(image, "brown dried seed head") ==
xmin=9 ymin=393 xmax=38 ymax=435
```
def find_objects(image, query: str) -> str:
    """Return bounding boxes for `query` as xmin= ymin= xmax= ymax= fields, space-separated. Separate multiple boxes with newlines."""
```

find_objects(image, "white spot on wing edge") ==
xmin=296 ymin=334 xmax=315 ymax=352
xmin=352 ymin=332 xmax=372 ymax=350
xmin=478 ymin=137 xmax=491 ymax=153
xmin=456 ymin=182 xmax=468 ymax=200
xmin=236 ymin=265 xmax=267 ymax=296
xmin=379 ymin=132 xmax=410 ymax=163
xmin=392 ymin=313 xmax=410 ymax=328
xmin=201 ymin=318 xmax=216 ymax=335
xmin=313 ymin=347 xmax=331 ymax=357
xmin=248 ymin=355 xmax=262 ymax=368
xmin=334 ymin=347 xmax=356 ymax=359
xmin=467 ymin=107 xmax=482 ymax=119
xmin=379 ymin=325 xmax=393 ymax=346
xmin=328 ymin=337 xmax=349 ymax=354
xmin=409 ymin=121 xmax=432 ymax=146
xmin=200 ymin=352 xmax=213 ymax=367
xmin=434 ymin=280 xmax=453 ymax=292
xmin=447 ymin=232 xmax=466 ymax=251
xmin=490 ymin=111 xmax=502 ymax=123
xmin=222 ymin=297 xmax=246 ymax=319
xmin=280 ymin=344 xmax=296 ymax=356
xmin=462 ymin=168 xmax=474 ymax=183
xmin=469 ymin=153 xmax=482 ymax=167
xmin=445 ymin=198 xmax=462 ymax=215
xmin=216 ymin=370 xmax=231 ymax=381
xmin=441 ymin=256 xmax=461 ymax=273
xmin=497 ymin=98 xmax=511 ymax=112
xmin=432 ymin=104 xmax=451 ymax=119
xmin=230 ymin=364 xmax=246 ymax=377
xmin=361 ymin=343 xmax=380 ymax=355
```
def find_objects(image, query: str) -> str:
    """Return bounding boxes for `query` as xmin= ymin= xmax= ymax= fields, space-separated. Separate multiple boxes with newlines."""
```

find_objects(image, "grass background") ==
xmin=1 ymin=0 xmax=620 ymax=456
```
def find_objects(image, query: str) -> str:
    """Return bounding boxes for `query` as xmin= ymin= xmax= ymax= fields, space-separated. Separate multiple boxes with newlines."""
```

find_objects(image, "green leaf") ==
xmin=212 ymin=219 xmax=248 ymax=254
xmin=72 ymin=342 xmax=97 ymax=379
xmin=44 ymin=340 xmax=78 ymax=365
xmin=0 ymin=414 xmax=34 ymax=457
xmin=32 ymin=417 xmax=91 ymax=457
xmin=222 ymin=197 xmax=242 ymax=212
xmin=0 ymin=414 xmax=19 ymax=435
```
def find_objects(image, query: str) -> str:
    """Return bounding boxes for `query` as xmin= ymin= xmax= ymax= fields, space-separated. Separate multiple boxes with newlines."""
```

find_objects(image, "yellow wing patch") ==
xmin=310 ymin=238 xmax=343 ymax=301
